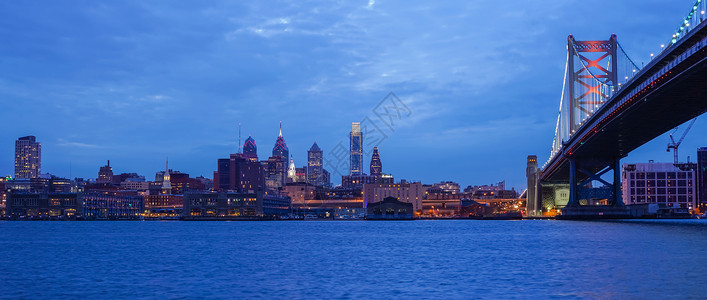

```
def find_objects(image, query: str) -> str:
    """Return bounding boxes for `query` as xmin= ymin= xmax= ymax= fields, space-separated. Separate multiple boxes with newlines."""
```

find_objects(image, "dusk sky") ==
xmin=1 ymin=0 xmax=704 ymax=190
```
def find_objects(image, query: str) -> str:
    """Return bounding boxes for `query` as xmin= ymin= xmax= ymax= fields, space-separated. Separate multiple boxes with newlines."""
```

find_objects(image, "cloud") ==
xmin=57 ymin=139 xmax=102 ymax=149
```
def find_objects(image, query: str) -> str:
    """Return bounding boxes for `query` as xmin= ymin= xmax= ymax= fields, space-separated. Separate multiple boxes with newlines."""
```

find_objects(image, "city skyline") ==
xmin=1 ymin=1 xmax=705 ymax=190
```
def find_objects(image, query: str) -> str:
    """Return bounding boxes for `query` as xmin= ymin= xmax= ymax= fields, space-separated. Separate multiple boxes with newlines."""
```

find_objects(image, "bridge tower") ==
xmin=559 ymin=35 xmax=628 ymax=218
xmin=567 ymin=34 xmax=617 ymax=132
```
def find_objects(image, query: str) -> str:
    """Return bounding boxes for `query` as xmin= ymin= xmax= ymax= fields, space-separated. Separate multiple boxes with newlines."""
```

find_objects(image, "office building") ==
xmin=183 ymin=191 xmax=291 ymax=219
xmin=243 ymin=135 xmax=258 ymax=162
xmin=350 ymin=122 xmax=363 ymax=175
xmin=272 ymin=123 xmax=289 ymax=161
xmin=307 ymin=142 xmax=324 ymax=186
xmin=14 ymin=136 xmax=41 ymax=179
xmin=622 ymin=162 xmax=697 ymax=210
xmin=370 ymin=147 xmax=382 ymax=177
xmin=82 ymin=190 xmax=144 ymax=220
xmin=97 ymin=160 xmax=114 ymax=183
xmin=697 ymin=147 xmax=707 ymax=212
xmin=214 ymin=153 xmax=264 ymax=193
xmin=6 ymin=193 xmax=81 ymax=219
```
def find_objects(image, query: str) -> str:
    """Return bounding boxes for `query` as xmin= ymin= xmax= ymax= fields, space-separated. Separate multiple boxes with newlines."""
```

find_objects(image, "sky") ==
xmin=0 ymin=0 xmax=704 ymax=190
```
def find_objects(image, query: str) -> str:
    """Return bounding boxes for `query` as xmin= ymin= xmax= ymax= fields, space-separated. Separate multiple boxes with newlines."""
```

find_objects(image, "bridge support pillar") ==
xmin=560 ymin=157 xmax=629 ymax=219
xmin=568 ymin=158 xmax=577 ymax=207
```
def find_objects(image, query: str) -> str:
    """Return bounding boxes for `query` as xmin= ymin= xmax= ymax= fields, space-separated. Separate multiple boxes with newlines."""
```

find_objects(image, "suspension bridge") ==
xmin=528 ymin=0 xmax=707 ymax=218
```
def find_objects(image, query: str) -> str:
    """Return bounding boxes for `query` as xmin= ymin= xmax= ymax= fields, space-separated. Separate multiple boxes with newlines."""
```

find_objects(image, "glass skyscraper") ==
xmin=14 ymin=135 xmax=41 ymax=179
xmin=307 ymin=142 xmax=324 ymax=186
xmin=350 ymin=122 xmax=363 ymax=176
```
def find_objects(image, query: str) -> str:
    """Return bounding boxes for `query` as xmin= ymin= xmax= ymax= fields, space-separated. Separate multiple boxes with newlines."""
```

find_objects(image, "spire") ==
xmin=279 ymin=121 xmax=283 ymax=137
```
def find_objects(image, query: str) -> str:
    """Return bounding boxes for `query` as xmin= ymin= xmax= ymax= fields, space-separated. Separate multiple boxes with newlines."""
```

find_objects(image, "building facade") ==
xmin=242 ymin=135 xmax=258 ymax=162
xmin=307 ymin=142 xmax=324 ymax=186
xmin=6 ymin=193 xmax=81 ymax=219
xmin=14 ymin=136 xmax=41 ymax=179
xmin=622 ymin=162 xmax=697 ymax=210
xmin=526 ymin=155 xmax=539 ymax=216
xmin=370 ymin=147 xmax=382 ymax=177
xmin=697 ymin=147 xmax=707 ymax=212
xmin=350 ymin=122 xmax=363 ymax=175
xmin=363 ymin=182 xmax=424 ymax=211
xmin=183 ymin=191 xmax=290 ymax=219
xmin=82 ymin=191 xmax=143 ymax=220
xmin=97 ymin=161 xmax=114 ymax=183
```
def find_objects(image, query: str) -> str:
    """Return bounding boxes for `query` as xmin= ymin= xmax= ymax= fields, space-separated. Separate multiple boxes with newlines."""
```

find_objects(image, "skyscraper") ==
xmin=243 ymin=135 xmax=258 ymax=162
xmin=14 ymin=135 xmax=41 ymax=179
xmin=370 ymin=147 xmax=382 ymax=177
xmin=272 ymin=122 xmax=289 ymax=160
xmin=350 ymin=122 xmax=363 ymax=175
xmin=307 ymin=142 xmax=323 ymax=186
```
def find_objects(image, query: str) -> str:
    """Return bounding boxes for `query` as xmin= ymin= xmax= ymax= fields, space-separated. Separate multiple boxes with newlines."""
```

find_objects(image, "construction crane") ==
xmin=667 ymin=117 xmax=697 ymax=164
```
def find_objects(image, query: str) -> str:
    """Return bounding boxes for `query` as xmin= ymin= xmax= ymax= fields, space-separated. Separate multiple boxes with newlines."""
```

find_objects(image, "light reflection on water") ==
xmin=1 ymin=219 xmax=705 ymax=299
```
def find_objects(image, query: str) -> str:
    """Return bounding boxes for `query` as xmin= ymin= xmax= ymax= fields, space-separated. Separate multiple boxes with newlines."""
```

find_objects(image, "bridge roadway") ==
xmin=542 ymin=20 xmax=707 ymax=183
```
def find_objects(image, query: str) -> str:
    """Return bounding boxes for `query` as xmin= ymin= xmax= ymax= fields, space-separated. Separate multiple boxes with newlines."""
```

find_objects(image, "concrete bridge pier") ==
xmin=560 ymin=157 xmax=630 ymax=219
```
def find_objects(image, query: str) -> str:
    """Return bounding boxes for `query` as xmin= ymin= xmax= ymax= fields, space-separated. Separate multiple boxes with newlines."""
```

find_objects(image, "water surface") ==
xmin=1 ymin=220 xmax=705 ymax=299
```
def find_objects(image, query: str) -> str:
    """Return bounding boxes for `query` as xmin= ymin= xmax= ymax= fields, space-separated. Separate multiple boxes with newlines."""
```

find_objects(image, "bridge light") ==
xmin=660 ymin=44 xmax=664 ymax=48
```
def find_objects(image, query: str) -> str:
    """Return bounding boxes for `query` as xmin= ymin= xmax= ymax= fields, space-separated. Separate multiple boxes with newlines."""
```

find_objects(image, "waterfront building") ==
xmin=363 ymin=182 xmax=424 ymax=211
xmin=366 ymin=196 xmax=413 ymax=220
xmin=243 ymin=135 xmax=258 ymax=162
xmin=6 ymin=193 xmax=81 ymax=219
xmin=698 ymin=147 xmax=707 ymax=212
xmin=350 ymin=122 xmax=363 ymax=175
xmin=622 ymin=162 xmax=697 ymax=210
xmin=370 ymin=147 xmax=382 ymax=177
xmin=97 ymin=161 xmax=114 ymax=183
xmin=526 ymin=155 xmax=539 ymax=216
xmin=82 ymin=190 xmax=143 ymax=220
xmin=14 ymin=136 xmax=41 ymax=179
xmin=307 ymin=142 xmax=324 ymax=186
xmin=183 ymin=190 xmax=291 ymax=219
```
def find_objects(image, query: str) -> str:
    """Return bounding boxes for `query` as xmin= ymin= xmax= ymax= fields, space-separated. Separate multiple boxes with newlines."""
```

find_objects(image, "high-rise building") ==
xmin=14 ymin=136 xmax=41 ymax=179
xmin=526 ymin=155 xmax=538 ymax=216
xmin=350 ymin=122 xmax=363 ymax=176
xmin=370 ymin=147 xmax=382 ymax=177
xmin=214 ymin=154 xmax=263 ymax=193
xmin=696 ymin=147 xmax=707 ymax=212
xmin=622 ymin=162 xmax=697 ymax=209
xmin=243 ymin=135 xmax=258 ymax=162
xmin=307 ymin=142 xmax=323 ymax=186
xmin=272 ymin=122 xmax=289 ymax=161
xmin=97 ymin=160 xmax=114 ymax=183
xmin=264 ymin=155 xmax=287 ymax=191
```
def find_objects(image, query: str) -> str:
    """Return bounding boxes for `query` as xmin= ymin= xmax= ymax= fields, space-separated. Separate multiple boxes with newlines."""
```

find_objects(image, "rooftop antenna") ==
xmin=238 ymin=122 xmax=242 ymax=154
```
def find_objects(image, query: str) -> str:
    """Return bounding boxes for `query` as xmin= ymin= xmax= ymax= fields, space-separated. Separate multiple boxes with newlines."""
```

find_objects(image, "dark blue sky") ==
xmin=1 ymin=0 xmax=704 ymax=189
